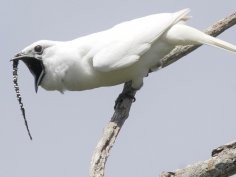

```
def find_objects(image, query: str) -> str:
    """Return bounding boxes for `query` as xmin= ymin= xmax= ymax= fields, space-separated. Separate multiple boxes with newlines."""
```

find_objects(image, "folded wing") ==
xmin=92 ymin=9 xmax=190 ymax=72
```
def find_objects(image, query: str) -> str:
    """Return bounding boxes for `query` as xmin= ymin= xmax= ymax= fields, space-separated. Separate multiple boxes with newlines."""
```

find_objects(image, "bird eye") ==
xmin=34 ymin=45 xmax=43 ymax=53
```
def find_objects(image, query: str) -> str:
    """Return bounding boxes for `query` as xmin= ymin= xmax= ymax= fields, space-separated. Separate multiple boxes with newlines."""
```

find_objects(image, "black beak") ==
xmin=11 ymin=53 xmax=45 ymax=93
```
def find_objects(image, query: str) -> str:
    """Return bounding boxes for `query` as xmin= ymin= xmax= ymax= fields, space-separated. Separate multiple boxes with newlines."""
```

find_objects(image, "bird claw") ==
xmin=114 ymin=91 xmax=136 ymax=109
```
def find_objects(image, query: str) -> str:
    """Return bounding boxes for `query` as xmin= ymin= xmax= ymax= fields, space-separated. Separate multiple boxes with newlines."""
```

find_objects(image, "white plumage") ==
xmin=14 ymin=9 xmax=236 ymax=93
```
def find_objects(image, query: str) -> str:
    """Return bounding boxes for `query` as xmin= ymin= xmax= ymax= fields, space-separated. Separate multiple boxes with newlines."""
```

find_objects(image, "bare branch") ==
xmin=89 ymin=12 xmax=236 ymax=177
xmin=160 ymin=141 xmax=236 ymax=177
xmin=89 ymin=82 xmax=136 ymax=177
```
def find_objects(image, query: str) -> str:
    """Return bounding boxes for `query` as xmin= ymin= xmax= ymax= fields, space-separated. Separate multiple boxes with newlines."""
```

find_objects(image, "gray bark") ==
xmin=89 ymin=11 xmax=236 ymax=177
xmin=160 ymin=141 xmax=236 ymax=177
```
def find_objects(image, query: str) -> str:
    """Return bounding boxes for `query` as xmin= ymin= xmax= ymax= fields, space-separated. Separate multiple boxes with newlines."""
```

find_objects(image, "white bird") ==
xmin=13 ymin=9 xmax=236 ymax=97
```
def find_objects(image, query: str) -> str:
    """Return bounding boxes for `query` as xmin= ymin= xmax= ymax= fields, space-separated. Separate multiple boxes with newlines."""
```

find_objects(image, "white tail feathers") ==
xmin=166 ymin=24 xmax=236 ymax=52
xmin=207 ymin=35 xmax=236 ymax=52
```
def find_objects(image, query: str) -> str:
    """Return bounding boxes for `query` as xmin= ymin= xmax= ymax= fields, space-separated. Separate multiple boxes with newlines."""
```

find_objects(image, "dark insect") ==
xmin=12 ymin=59 xmax=33 ymax=140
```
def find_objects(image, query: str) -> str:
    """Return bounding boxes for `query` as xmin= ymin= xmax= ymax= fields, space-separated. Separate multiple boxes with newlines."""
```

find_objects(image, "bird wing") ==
xmin=92 ymin=9 xmax=190 ymax=72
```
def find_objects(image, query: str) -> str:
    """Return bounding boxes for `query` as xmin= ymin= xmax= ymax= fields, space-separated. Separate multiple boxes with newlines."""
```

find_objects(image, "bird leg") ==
xmin=114 ymin=82 xmax=137 ymax=109
xmin=114 ymin=91 xmax=136 ymax=109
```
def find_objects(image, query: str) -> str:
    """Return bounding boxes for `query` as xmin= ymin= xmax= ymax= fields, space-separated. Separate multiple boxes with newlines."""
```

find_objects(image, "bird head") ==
xmin=12 ymin=40 xmax=58 ymax=93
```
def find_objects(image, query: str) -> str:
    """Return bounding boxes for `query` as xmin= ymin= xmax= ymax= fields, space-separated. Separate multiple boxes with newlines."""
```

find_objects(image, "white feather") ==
xmin=165 ymin=24 xmax=236 ymax=52
xmin=18 ymin=9 xmax=236 ymax=92
xmin=92 ymin=8 xmax=190 ymax=72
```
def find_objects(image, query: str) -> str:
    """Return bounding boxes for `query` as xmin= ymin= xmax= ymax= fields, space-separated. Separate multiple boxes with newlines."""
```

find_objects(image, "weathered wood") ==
xmin=160 ymin=141 xmax=236 ymax=177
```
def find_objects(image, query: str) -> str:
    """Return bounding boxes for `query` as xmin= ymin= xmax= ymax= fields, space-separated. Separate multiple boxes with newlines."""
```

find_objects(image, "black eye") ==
xmin=34 ymin=45 xmax=43 ymax=53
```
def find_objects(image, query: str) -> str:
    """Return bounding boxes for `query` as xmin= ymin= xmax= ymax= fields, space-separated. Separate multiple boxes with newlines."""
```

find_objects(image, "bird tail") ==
xmin=166 ymin=24 xmax=236 ymax=52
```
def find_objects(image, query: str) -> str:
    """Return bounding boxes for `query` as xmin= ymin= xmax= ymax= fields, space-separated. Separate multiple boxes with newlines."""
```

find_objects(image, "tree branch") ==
xmin=160 ymin=141 xmax=236 ymax=177
xmin=89 ymin=82 xmax=136 ymax=177
xmin=89 ymin=11 xmax=236 ymax=177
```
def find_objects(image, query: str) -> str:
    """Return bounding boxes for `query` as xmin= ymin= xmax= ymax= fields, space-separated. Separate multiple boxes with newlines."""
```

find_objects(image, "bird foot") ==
xmin=114 ymin=90 xmax=136 ymax=109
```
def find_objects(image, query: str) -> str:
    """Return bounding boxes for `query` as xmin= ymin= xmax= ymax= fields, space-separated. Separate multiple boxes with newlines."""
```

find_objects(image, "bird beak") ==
xmin=11 ymin=53 xmax=45 ymax=93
